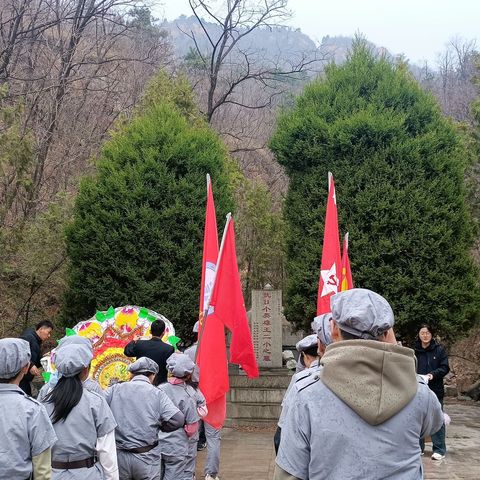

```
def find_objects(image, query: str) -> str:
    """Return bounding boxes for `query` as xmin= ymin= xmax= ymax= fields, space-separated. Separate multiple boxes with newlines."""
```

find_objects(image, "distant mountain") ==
xmin=161 ymin=15 xmax=321 ymax=68
xmin=160 ymin=16 xmax=403 ymax=70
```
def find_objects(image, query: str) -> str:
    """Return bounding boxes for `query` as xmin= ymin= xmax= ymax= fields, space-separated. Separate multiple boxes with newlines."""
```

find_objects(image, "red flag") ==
xmin=197 ymin=215 xmax=259 ymax=428
xmin=197 ymin=174 xmax=227 ymax=429
xmin=340 ymin=232 xmax=353 ymax=291
xmin=209 ymin=217 xmax=259 ymax=379
xmin=199 ymin=174 xmax=219 ymax=325
xmin=196 ymin=311 xmax=228 ymax=429
xmin=317 ymin=172 xmax=342 ymax=315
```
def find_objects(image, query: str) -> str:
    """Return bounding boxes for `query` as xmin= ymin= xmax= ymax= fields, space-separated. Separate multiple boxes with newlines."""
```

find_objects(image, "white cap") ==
xmin=166 ymin=353 xmax=196 ymax=378
xmin=0 ymin=338 xmax=31 ymax=378
xmin=295 ymin=334 xmax=318 ymax=352
xmin=55 ymin=344 xmax=93 ymax=377
xmin=128 ymin=357 xmax=159 ymax=374
xmin=331 ymin=288 xmax=394 ymax=340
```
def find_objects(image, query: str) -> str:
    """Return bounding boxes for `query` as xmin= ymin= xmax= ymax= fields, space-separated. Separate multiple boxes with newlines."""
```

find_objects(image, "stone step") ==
xmin=228 ymin=387 xmax=286 ymax=404
xmin=227 ymin=401 xmax=282 ymax=420
xmin=229 ymin=371 xmax=292 ymax=389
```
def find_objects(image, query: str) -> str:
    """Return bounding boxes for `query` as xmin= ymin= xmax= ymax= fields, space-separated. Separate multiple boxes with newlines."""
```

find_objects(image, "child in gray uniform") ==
xmin=41 ymin=343 xmax=119 ymax=480
xmin=185 ymin=365 xmax=208 ymax=479
xmin=159 ymin=352 xmax=201 ymax=480
xmin=37 ymin=335 xmax=104 ymax=401
xmin=105 ymin=357 xmax=185 ymax=480
xmin=0 ymin=338 xmax=57 ymax=480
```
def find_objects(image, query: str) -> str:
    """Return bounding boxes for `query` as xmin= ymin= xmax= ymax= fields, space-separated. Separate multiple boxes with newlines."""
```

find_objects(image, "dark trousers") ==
xmin=274 ymin=426 xmax=281 ymax=455
xmin=198 ymin=420 xmax=206 ymax=445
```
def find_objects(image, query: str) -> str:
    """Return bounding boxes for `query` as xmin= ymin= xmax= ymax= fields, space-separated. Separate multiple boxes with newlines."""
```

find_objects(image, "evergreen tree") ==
xmin=62 ymin=73 xmax=234 ymax=340
xmin=270 ymin=41 xmax=480 ymax=340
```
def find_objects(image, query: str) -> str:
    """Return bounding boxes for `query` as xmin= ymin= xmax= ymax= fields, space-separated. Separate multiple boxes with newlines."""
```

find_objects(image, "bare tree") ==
xmin=181 ymin=0 xmax=323 ymax=123
xmin=0 ymin=1 xmax=172 ymax=332
xmin=0 ymin=0 xmax=171 ymax=223
xmin=416 ymin=37 xmax=479 ymax=124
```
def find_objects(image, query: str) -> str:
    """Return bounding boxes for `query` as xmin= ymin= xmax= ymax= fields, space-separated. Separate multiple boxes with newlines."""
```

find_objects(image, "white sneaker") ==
xmin=431 ymin=452 xmax=445 ymax=460
xmin=205 ymin=475 xmax=220 ymax=480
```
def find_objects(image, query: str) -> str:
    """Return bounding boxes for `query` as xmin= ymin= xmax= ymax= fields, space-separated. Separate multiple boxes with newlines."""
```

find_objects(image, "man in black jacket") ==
xmin=19 ymin=320 xmax=54 ymax=395
xmin=124 ymin=319 xmax=174 ymax=385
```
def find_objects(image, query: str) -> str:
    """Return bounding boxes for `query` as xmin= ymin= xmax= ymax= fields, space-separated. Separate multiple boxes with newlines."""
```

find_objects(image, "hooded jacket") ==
xmin=275 ymin=340 xmax=444 ymax=480
xmin=414 ymin=338 xmax=449 ymax=401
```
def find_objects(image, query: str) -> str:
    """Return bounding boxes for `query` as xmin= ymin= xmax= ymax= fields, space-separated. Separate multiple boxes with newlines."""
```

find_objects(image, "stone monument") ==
xmin=250 ymin=284 xmax=282 ymax=368
xmin=226 ymin=285 xmax=290 ymax=426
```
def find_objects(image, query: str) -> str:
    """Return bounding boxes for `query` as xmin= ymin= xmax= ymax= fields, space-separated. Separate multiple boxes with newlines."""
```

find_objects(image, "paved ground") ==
xmin=196 ymin=400 xmax=480 ymax=480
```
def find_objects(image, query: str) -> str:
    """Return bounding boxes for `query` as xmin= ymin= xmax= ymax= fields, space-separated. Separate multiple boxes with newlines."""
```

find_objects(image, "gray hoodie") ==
xmin=275 ymin=340 xmax=444 ymax=480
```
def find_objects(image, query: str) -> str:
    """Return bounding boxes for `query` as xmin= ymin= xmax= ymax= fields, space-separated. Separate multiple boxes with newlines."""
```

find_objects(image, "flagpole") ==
xmin=195 ymin=212 xmax=232 ymax=362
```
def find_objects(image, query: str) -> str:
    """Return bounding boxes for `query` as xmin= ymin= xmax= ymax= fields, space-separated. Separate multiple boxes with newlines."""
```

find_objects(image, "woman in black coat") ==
xmin=414 ymin=324 xmax=449 ymax=460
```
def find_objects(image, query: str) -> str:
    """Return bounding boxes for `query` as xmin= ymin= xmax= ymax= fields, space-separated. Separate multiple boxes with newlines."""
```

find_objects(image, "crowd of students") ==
xmin=1 ymin=287 xmax=451 ymax=480
xmin=0 ymin=325 xmax=218 ymax=480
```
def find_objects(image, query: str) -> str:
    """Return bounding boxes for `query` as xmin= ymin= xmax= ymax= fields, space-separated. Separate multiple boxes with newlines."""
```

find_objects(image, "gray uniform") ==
xmin=275 ymin=341 xmax=444 ymax=480
xmin=184 ymin=344 xmax=221 ymax=477
xmin=204 ymin=422 xmax=221 ymax=478
xmin=38 ymin=377 xmax=104 ymax=402
xmin=105 ymin=375 xmax=181 ymax=480
xmin=184 ymin=343 xmax=197 ymax=362
xmin=184 ymin=384 xmax=206 ymax=478
xmin=42 ymin=389 xmax=117 ymax=480
xmin=0 ymin=384 xmax=57 ymax=479
xmin=158 ymin=382 xmax=199 ymax=480
xmin=278 ymin=360 xmax=320 ymax=430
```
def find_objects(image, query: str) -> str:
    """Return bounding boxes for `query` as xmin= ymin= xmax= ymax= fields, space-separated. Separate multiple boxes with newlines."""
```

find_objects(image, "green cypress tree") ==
xmin=270 ymin=41 xmax=480 ymax=340
xmin=62 ymin=73 xmax=234 ymax=340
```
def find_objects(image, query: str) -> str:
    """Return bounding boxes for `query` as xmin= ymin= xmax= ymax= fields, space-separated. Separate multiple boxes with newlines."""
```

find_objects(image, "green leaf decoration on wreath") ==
xmin=167 ymin=335 xmax=181 ymax=350
xmin=139 ymin=307 xmax=149 ymax=319
xmin=42 ymin=372 xmax=51 ymax=383
xmin=96 ymin=306 xmax=115 ymax=322
xmin=65 ymin=328 xmax=76 ymax=336
xmin=146 ymin=314 xmax=156 ymax=323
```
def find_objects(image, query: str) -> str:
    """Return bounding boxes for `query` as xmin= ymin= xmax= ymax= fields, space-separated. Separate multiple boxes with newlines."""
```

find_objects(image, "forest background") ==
xmin=1 ymin=0 xmax=480 ymax=351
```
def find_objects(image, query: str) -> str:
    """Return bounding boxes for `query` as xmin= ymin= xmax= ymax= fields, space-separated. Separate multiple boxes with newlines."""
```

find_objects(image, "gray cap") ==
xmin=57 ymin=335 xmax=93 ymax=352
xmin=312 ymin=313 xmax=333 ymax=346
xmin=193 ymin=321 xmax=199 ymax=333
xmin=296 ymin=334 xmax=318 ymax=352
xmin=331 ymin=288 xmax=394 ymax=340
xmin=128 ymin=357 xmax=159 ymax=375
xmin=166 ymin=352 xmax=196 ymax=378
xmin=55 ymin=344 xmax=93 ymax=377
xmin=0 ymin=338 xmax=31 ymax=379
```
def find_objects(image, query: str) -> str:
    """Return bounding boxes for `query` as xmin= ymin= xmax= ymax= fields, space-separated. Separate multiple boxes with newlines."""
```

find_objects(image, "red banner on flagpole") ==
xmin=209 ymin=217 xmax=259 ymax=379
xmin=199 ymin=174 xmax=219 ymax=327
xmin=197 ymin=214 xmax=259 ymax=428
xmin=317 ymin=172 xmax=342 ymax=315
xmin=340 ymin=232 xmax=353 ymax=291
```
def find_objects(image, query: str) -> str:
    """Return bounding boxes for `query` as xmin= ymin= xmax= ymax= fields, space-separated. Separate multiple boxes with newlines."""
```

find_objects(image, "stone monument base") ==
xmin=225 ymin=367 xmax=292 ymax=426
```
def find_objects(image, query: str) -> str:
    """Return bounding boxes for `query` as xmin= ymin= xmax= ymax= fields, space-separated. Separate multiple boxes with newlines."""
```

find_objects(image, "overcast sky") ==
xmin=155 ymin=0 xmax=479 ymax=66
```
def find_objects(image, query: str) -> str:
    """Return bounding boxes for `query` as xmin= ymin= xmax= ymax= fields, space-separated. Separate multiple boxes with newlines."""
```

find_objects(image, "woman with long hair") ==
xmin=42 ymin=343 xmax=119 ymax=479
xmin=414 ymin=323 xmax=450 ymax=460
